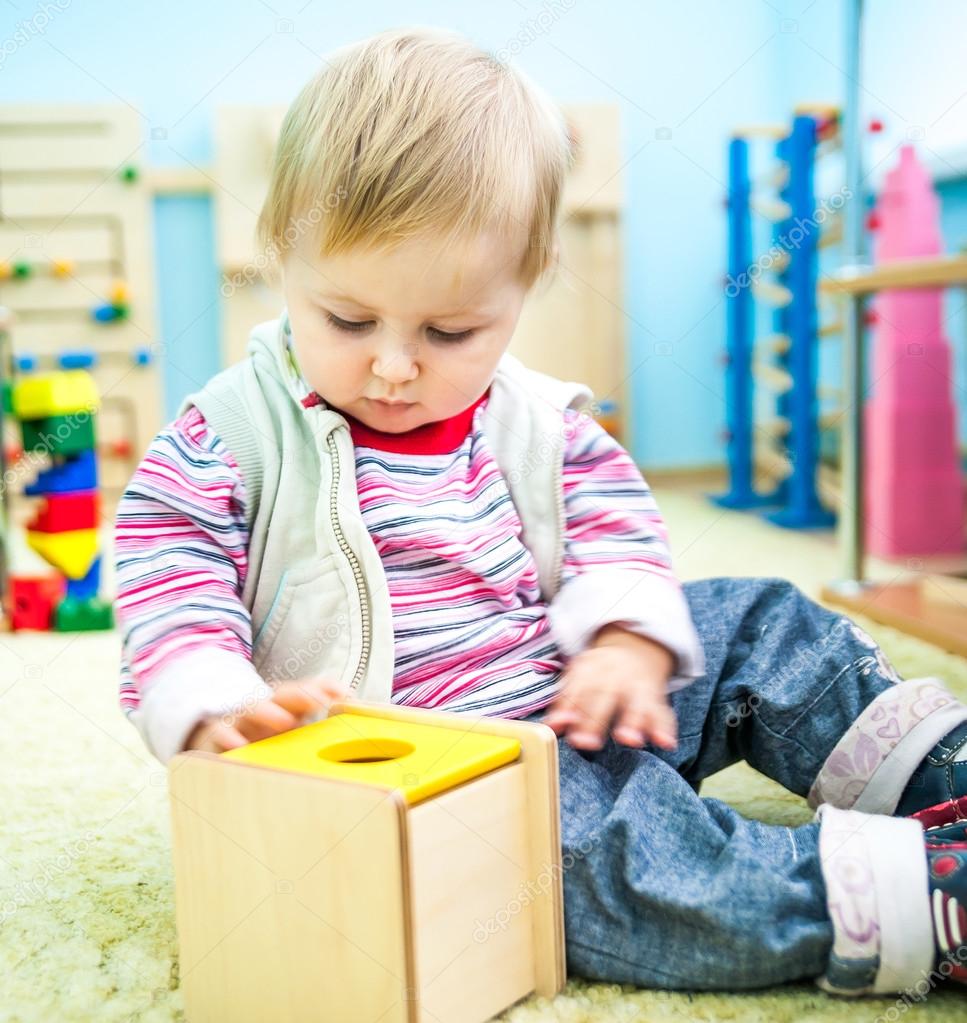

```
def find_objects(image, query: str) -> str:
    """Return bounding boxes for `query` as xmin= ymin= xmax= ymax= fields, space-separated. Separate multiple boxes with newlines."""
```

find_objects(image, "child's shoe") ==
xmin=895 ymin=720 xmax=967 ymax=817
xmin=912 ymin=796 xmax=967 ymax=835
xmin=923 ymin=823 xmax=967 ymax=982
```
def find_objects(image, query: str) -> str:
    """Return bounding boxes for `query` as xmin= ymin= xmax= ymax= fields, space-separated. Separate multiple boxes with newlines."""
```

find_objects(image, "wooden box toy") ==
xmin=168 ymin=700 xmax=566 ymax=1023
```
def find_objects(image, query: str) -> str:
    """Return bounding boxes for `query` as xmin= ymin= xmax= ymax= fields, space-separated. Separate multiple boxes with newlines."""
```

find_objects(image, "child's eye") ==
xmin=326 ymin=313 xmax=373 ymax=333
xmin=428 ymin=327 xmax=475 ymax=343
xmin=325 ymin=313 xmax=472 ymax=342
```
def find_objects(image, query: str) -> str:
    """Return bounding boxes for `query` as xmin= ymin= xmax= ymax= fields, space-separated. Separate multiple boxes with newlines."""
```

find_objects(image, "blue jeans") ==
xmin=528 ymin=577 xmax=902 ymax=991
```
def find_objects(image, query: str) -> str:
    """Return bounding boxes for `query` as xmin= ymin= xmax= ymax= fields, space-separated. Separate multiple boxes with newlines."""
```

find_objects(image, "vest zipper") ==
xmin=326 ymin=433 xmax=371 ymax=691
xmin=552 ymin=434 xmax=566 ymax=596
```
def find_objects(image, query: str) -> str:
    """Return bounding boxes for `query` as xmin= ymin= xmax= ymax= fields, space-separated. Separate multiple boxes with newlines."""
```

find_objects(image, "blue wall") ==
xmin=152 ymin=197 xmax=223 ymax=416
xmin=2 ymin=1 xmax=965 ymax=463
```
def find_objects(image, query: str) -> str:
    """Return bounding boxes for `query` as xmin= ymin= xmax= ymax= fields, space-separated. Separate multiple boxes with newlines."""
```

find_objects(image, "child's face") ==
xmin=282 ymin=229 xmax=531 ymax=432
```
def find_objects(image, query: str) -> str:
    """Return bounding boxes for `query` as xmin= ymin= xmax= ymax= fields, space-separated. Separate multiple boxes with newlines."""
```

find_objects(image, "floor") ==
xmin=3 ymin=483 xmax=967 ymax=1022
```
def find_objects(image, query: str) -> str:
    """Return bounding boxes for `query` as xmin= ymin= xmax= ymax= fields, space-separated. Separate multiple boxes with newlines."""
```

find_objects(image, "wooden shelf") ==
xmin=822 ymin=575 xmax=967 ymax=659
xmin=820 ymin=254 xmax=967 ymax=295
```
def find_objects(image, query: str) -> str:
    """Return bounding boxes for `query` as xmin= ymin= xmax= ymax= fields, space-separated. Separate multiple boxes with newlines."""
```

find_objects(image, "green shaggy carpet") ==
xmin=3 ymin=615 xmax=967 ymax=1022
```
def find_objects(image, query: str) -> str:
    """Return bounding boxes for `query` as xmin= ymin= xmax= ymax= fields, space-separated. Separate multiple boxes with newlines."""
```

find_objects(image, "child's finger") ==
xmin=563 ymin=687 xmax=618 ymax=750
xmin=611 ymin=723 xmax=646 ymax=747
xmin=642 ymin=701 xmax=679 ymax=750
xmin=194 ymin=719 xmax=248 ymax=753
xmin=235 ymin=700 xmax=300 ymax=741
xmin=613 ymin=691 xmax=660 ymax=748
xmin=541 ymin=704 xmax=582 ymax=734
xmin=271 ymin=678 xmax=348 ymax=718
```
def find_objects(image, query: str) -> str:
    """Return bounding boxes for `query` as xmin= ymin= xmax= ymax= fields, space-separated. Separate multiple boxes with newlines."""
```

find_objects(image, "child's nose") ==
xmin=372 ymin=340 xmax=419 ymax=384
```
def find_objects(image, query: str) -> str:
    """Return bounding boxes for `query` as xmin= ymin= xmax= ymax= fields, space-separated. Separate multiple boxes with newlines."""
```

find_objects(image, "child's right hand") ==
xmin=183 ymin=677 xmax=350 ymax=754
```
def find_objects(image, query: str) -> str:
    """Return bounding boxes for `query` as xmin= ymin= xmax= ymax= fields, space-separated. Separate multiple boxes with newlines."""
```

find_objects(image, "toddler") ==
xmin=117 ymin=27 xmax=967 ymax=1000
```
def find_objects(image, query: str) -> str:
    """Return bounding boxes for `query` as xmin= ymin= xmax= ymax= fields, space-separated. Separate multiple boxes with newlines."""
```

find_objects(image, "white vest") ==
xmin=180 ymin=314 xmax=593 ymax=703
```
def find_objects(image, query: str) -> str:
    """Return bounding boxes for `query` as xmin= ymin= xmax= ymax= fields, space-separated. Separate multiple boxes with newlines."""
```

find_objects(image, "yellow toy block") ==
xmin=13 ymin=371 xmax=100 ymax=420
xmin=169 ymin=700 xmax=566 ymax=1023
xmin=222 ymin=710 xmax=520 ymax=804
xmin=26 ymin=528 xmax=99 ymax=580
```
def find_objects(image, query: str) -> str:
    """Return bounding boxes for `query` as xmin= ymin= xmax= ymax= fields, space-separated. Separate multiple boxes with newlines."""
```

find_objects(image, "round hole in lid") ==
xmin=317 ymin=738 xmax=415 ymax=765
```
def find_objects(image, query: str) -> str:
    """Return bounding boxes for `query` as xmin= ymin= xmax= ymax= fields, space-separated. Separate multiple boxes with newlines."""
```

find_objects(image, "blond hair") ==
xmin=256 ymin=27 xmax=574 ymax=288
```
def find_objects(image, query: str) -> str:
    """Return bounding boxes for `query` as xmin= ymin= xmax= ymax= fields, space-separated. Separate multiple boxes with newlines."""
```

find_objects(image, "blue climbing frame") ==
xmin=712 ymin=114 xmax=836 ymax=529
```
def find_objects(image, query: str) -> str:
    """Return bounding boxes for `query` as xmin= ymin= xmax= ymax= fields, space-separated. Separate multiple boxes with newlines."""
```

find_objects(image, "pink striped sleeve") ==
xmin=115 ymin=406 xmax=252 ymax=712
xmin=559 ymin=408 xmax=676 ymax=584
xmin=548 ymin=408 xmax=705 ymax=688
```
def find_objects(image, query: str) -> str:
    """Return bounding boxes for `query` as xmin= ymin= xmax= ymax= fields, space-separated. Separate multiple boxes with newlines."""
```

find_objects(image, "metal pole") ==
xmin=838 ymin=0 xmax=867 ymax=586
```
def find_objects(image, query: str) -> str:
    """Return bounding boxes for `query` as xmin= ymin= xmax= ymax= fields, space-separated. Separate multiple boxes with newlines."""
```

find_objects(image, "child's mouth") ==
xmin=370 ymin=398 xmax=416 ymax=412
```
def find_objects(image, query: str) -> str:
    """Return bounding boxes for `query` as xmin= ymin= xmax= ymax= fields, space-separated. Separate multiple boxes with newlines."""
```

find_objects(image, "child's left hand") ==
xmin=542 ymin=624 xmax=677 ymax=752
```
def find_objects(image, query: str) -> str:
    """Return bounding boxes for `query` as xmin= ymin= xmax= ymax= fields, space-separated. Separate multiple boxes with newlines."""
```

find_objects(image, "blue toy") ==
xmin=25 ymin=450 xmax=98 ymax=495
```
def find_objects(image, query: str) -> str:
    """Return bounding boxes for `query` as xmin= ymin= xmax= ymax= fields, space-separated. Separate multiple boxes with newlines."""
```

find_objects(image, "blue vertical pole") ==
xmin=767 ymin=115 xmax=835 ymax=528
xmin=712 ymin=137 xmax=767 ymax=509
xmin=763 ymin=133 xmax=792 ymax=507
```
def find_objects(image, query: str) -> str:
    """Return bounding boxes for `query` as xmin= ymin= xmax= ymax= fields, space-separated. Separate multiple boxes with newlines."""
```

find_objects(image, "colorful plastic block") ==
xmin=26 ymin=527 xmax=99 ymax=579
xmin=54 ymin=596 xmax=113 ymax=632
xmin=12 ymin=370 xmax=100 ymax=419
xmin=20 ymin=414 xmax=96 ymax=457
xmin=91 ymin=302 xmax=128 ymax=323
xmin=66 ymin=558 xmax=101 ymax=600
xmin=0 ymin=379 xmax=10 ymax=414
xmin=27 ymin=491 xmax=99 ymax=532
xmin=9 ymin=575 xmax=65 ymax=631
xmin=25 ymin=450 xmax=98 ymax=495
xmin=58 ymin=350 xmax=96 ymax=370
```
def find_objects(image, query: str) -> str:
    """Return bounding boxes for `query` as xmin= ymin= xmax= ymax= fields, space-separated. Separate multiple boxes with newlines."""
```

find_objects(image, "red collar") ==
xmin=302 ymin=389 xmax=490 ymax=455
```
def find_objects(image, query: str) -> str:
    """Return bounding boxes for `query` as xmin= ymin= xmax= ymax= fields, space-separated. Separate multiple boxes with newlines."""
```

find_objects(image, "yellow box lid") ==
xmin=220 ymin=712 xmax=521 ymax=805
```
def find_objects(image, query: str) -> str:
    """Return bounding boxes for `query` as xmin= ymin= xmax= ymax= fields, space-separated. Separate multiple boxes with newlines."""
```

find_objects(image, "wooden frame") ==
xmin=0 ymin=105 xmax=163 ymax=476
xmin=820 ymin=254 xmax=967 ymax=655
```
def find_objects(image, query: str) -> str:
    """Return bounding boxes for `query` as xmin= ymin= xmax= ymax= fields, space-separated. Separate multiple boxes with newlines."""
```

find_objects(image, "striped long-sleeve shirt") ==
xmin=116 ymin=393 xmax=704 ymax=748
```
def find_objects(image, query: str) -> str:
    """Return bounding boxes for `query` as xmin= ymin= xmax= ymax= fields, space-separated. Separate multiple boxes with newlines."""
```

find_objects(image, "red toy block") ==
xmin=9 ymin=574 xmax=66 ymax=631
xmin=27 ymin=491 xmax=99 ymax=532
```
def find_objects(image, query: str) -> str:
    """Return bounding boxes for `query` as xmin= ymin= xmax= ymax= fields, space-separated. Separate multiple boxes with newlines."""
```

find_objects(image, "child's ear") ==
xmin=543 ymin=237 xmax=561 ymax=277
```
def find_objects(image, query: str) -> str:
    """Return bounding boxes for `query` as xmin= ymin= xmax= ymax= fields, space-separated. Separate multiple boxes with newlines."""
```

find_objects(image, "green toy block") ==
xmin=1 ymin=380 xmax=11 ymax=414
xmin=20 ymin=414 xmax=96 ymax=456
xmin=54 ymin=596 xmax=114 ymax=632
xmin=120 ymin=165 xmax=139 ymax=183
xmin=13 ymin=261 xmax=32 ymax=279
